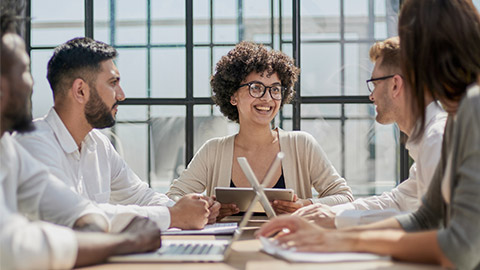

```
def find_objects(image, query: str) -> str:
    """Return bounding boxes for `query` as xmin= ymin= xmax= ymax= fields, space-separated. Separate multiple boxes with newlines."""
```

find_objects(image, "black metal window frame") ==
xmin=26 ymin=0 xmax=409 ymax=187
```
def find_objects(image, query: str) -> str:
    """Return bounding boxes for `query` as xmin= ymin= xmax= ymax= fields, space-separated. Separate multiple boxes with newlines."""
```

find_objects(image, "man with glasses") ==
xmin=15 ymin=37 xmax=220 ymax=231
xmin=294 ymin=36 xmax=447 ymax=228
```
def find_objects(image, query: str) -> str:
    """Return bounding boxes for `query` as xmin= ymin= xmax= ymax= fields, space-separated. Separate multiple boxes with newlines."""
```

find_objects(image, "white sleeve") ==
xmin=14 ymin=141 xmax=107 ymax=228
xmin=107 ymin=141 xmax=174 ymax=207
xmin=1 ymin=184 xmax=78 ymax=270
xmin=97 ymin=203 xmax=171 ymax=231
xmin=332 ymin=163 xmax=420 ymax=212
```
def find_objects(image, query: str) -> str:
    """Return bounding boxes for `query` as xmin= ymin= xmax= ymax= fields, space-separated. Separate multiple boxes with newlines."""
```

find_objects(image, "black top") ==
xmin=230 ymin=173 xmax=286 ymax=189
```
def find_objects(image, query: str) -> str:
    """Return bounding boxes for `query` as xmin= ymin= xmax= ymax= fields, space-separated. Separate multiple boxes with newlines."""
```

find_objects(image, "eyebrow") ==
xmin=248 ymin=80 xmax=282 ymax=85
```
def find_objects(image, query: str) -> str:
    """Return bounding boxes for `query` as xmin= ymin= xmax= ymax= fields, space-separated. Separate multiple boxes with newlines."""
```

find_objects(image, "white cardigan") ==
xmin=167 ymin=128 xmax=353 ymax=205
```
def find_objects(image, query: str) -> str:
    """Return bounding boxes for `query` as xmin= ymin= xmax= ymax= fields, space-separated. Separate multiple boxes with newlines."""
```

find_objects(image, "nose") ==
xmin=369 ymin=91 xmax=374 ymax=102
xmin=116 ymin=85 xmax=126 ymax=101
xmin=260 ymin=88 xmax=273 ymax=101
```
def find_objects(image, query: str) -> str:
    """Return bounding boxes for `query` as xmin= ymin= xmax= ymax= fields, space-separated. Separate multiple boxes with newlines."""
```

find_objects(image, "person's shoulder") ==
xmin=14 ymin=117 xmax=57 ymax=147
xmin=459 ymin=83 xmax=480 ymax=119
xmin=203 ymin=134 xmax=236 ymax=147
xmin=278 ymin=128 xmax=317 ymax=143
xmin=465 ymin=83 xmax=480 ymax=108
xmin=89 ymin=129 xmax=116 ymax=149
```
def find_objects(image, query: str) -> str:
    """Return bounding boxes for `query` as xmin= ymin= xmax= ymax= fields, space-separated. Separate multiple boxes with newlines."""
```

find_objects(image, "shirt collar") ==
xmin=406 ymin=101 xmax=445 ymax=152
xmin=44 ymin=108 xmax=97 ymax=154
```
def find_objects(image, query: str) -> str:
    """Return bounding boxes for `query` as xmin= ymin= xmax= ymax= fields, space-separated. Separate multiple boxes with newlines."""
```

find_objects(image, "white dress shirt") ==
xmin=15 ymin=108 xmax=174 ymax=231
xmin=332 ymin=102 xmax=447 ymax=228
xmin=1 ymin=132 xmax=104 ymax=270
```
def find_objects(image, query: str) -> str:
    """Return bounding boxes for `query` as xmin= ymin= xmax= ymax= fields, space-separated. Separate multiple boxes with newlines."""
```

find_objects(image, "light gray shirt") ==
xmin=397 ymin=84 xmax=480 ymax=270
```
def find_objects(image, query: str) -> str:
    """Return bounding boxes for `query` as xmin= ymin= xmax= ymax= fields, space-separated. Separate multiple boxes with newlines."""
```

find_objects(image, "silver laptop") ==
xmin=107 ymin=152 xmax=284 ymax=263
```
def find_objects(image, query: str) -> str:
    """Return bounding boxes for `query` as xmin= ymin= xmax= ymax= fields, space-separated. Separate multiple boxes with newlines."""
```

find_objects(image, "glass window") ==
xmin=31 ymin=0 xmax=84 ymax=47
xmin=31 ymin=50 xmax=54 ymax=118
xmin=28 ymin=0 xmax=403 ymax=196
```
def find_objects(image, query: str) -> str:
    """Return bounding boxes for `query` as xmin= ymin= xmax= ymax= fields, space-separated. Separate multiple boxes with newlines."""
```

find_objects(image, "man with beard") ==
xmin=292 ymin=37 xmax=447 ymax=228
xmin=16 ymin=37 xmax=219 ymax=230
xmin=1 ymin=10 xmax=161 ymax=269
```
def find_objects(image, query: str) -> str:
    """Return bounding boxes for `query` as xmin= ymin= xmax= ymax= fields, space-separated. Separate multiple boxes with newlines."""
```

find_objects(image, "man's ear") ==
xmin=71 ymin=78 xmax=89 ymax=104
xmin=391 ymin=74 xmax=404 ymax=99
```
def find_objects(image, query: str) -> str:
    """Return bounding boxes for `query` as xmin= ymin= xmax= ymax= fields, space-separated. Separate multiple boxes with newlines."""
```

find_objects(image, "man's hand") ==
xmin=168 ymin=194 xmax=210 ymax=229
xmin=116 ymin=216 xmax=162 ymax=254
xmin=74 ymin=216 xmax=161 ymax=267
xmin=292 ymin=203 xmax=337 ymax=228
xmin=271 ymin=194 xmax=312 ymax=214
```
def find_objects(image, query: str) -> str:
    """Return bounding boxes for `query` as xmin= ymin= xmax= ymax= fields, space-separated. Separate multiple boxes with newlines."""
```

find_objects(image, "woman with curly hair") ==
xmin=167 ymin=41 xmax=353 ymax=219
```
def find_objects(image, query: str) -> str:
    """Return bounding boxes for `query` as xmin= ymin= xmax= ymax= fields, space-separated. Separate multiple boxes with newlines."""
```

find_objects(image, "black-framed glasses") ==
xmin=238 ymin=81 xmax=285 ymax=100
xmin=366 ymin=74 xmax=395 ymax=93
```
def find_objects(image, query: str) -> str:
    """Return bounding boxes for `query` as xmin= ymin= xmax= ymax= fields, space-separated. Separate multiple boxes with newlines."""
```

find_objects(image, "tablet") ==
xmin=215 ymin=187 xmax=294 ymax=212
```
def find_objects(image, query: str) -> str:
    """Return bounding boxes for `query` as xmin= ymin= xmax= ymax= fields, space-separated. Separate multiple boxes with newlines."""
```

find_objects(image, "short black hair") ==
xmin=46 ymin=37 xmax=118 ymax=99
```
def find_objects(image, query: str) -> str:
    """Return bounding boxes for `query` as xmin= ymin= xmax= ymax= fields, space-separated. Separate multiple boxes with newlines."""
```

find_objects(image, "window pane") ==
xmin=193 ymin=0 xmax=210 ymax=44
xmin=94 ymin=0 xmax=110 ymax=43
xmin=243 ymin=0 xmax=272 ymax=43
xmin=213 ymin=0 xmax=238 ymax=43
xmin=31 ymin=0 xmax=84 ymax=47
xmin=300 ymin=43 xmax=341 ymax=96
xmin=31 ymin=50 xmax=54 ymax=119
xmin=151 ymin=48 xmax=186 ymax=98
xmin=193 ymin=105 xmax=238 ymax=154
xmin=194 ymin=47 xmax=212 ymax=97
xmin=116 ymin=48 xmax=147 ymax=98
xmin=301 ymin=119 xmax=343 ymax=173
xmin=301 ymin=0 xmax=340 ymax=41
xmin=150 ymin=106 xmax=185 ymax=192
xmin=115 ymin=123 xmax=148 ymax=183
xmin=345 ymin=43 xmax=373 ymax=95
xmin=115 ymin=0 xmax=147 ymax=45
xmin=116 ymin=105 xmax=148 ymax=122
xmin=299 ymin=104 xmax=398 ymax=197
xmin=151 ymin=0 xmax=185 ymax=44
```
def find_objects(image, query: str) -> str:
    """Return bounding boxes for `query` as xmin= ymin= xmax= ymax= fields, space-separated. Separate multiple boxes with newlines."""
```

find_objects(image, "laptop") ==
xmin=107 ymin=152 xmax=284 ymax=263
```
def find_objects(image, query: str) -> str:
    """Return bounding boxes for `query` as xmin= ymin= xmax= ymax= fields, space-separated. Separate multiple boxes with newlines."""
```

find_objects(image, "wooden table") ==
xmin=77 ymin=218 xmax=443 ymax=270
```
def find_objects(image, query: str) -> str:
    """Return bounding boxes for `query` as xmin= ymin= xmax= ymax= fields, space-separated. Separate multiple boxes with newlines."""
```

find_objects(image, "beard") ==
xmin=84 ymin=85 xmax=117 ymax=129
xmin=3 ymin=96 xmax=35 ymax=134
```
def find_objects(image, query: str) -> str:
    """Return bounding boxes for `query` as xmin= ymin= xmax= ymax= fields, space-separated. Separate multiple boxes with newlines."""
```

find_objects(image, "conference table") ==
xmin=77 ymin=217 xmax=443 ymax=270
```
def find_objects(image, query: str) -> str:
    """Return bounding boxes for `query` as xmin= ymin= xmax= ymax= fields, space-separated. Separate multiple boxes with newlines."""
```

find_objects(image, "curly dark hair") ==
xmin=211 ymin=41 xmax=299 ymax=123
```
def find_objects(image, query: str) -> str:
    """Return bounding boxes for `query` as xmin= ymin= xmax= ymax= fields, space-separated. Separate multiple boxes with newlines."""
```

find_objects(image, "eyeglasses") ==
xmin=238 ymin=81 xmax=285 ymax=100
xmin=366 ymin=74 xmax=395 ymax=93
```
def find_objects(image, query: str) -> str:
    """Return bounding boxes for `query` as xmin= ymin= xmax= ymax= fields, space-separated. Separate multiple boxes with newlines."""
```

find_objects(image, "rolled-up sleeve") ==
xmin=1 ymin=187 xmax=77 ymax=270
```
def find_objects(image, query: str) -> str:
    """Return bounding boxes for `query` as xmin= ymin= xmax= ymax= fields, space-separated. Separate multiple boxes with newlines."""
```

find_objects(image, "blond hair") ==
xmin=369 ymin=36 xmax=400 ymax=73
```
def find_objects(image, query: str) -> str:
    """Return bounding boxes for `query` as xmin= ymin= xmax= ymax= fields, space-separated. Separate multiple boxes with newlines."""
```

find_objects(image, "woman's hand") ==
xmin=211 ymin=195 xmax=240 ymax=221
xmin=292 ymin=203 xmax=337 ymax=228
xmin=271 ymin=194 xmax=312 ymax=214
xmin=256 ymin=215 xmax=355 ymax=252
